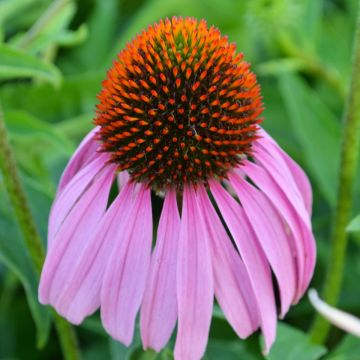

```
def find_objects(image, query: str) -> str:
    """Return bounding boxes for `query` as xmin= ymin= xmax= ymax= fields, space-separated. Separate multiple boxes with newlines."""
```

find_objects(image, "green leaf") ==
xmin=325 ymin=335 xmax=360 ymax=360
xmin=5 ymin=110 xmax=73 ymax=152
xmin=260 ymin=80 xmax=301 ymax=159
xmin=10 ymin=0 xmax=86 ymax=54
xmin=55 ymin=112 xmax=94 ymax=139
xmin=10 ymin=25 xmax=88 ymax=53
xmin=81 ymin=317 xmax=107 ymax=336
xmin=52 ymin=24 xmax=88 ymax=47
xmin=83 ymin=342 xmax=111 ymax=360
xmin=317 ymin=4 xmax=354 ymax=82
xmin=4 ymin=110 xmax=74 ymax=200
xmin=278 ymin=73 xmax=341 ymax=205
xmin=0 ymin=185 xmax=51 ymax=348
xmin=347 ymin=214 xmax=360 ymax=232
xmin=257 ymin=58 xmax=309 ymax=77
xmin=0 ymin=71 xmax=102 ymax=124
xmin=204 ymin=340 xmax=258 ymax=360
xmin=297 ymin=0 xmax=323 ymax=45
xmin=0 ymin=44 xmax=61 ymax=86
xmin=110 ymin=328 xmax=141 ymax=360
xmin=0 ymin=0 xmax=47 ymax=26
xmin=69 ymin=0 xmax=119 ymax=71
xmin=263 ymin=323 xmax=327 ymax=360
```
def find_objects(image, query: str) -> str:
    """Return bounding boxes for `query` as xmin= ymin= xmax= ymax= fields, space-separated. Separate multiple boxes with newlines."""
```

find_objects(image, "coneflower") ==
xmin=39 ymin=17 xmax=316 ymax=360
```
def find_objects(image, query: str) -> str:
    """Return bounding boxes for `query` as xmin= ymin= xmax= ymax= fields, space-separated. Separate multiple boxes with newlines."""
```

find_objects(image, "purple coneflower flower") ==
xmin=39 ymin=17 xmax=316 ymax=360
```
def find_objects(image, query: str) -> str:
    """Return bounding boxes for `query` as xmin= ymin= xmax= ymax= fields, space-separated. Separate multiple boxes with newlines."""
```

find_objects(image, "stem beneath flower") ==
xmin=0 ymin=106 xmax=81 ymax=360
xmin=310 ymin=1 xmax=360 ymax=344
xmin=53 ymin=313 xmax=82 ymax=360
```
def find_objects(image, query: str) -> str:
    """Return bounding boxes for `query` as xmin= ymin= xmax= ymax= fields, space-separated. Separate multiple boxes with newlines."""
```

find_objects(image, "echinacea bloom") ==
xmin=39 ymin=17 xmax=316 ymax=359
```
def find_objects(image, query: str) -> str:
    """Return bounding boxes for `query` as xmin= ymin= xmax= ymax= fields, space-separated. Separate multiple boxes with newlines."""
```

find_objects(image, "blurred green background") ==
xmin=1 ymin=0 xmax=360 ymax=359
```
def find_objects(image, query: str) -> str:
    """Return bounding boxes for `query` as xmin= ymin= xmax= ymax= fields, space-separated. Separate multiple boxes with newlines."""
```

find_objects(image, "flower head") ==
xmin=95 ymin=17 xmax=262 ymax=190
xmin=39 ymin=17 xmax=316 ymax=360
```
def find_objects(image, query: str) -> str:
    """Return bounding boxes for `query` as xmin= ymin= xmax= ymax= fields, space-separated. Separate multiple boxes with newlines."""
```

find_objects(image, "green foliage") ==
xmin=347 ymin=214 xmax=360 ymax=232
xmin=0 ymin=44 xmax=62 ymax=86
xmin=0 ymin=186 xmax=51 ymax=348
xmin=263 ymin=323 xmax=327 ymax=360
xmin=325 ymin=335 xmax=360 ymax=360
xmin=278 ymin=73 xmax=341 ymax=206
xmin=68 ymin=0 xmax=119 ymax=72
xmin=0 ymin=0 xmax=360 ymax=359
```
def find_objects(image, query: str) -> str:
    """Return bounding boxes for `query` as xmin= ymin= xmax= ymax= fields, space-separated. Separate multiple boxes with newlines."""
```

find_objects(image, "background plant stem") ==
xmin=0 ymin=105 xmax=81 ymax=360
xmin=310 ymin=0 xmax=360 ymax=344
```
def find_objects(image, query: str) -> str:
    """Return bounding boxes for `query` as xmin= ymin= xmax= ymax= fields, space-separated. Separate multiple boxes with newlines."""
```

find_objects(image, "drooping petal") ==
xmin=58 ymin=127 xmax=100 ymax=194
xmin=251 ymin=135 xmax=316 ymax=294
xmin=140 ymin=190 xmax=180 ymax=351
xmin=39 ymin=161 xmax=115 ymax=305
xmin=174 ymin=186 xmax=214 ymax=360
xmin=210 ymin=180 xmax=276 ymax=353
xmin=54 ymin=181 xmax=133 ymax=324
xmin=279 ymin=151 xmax=312 ymax=214
xmin=242 ymin=160 xmax=316 ymax=299
xmin=48 ymin=152 xmax=111 ymax=248
xmin=258 ymin=128 xmax=312 ymax=213
xmin=197 ymin=186 xmax=260 ymax=338
xmin=101 ymin=185 xmax=152 ymax=345
xmin=253 ymin=141 xmax=310 ymax=225
xmin=229 ymin=172 xmax=296 ymax=317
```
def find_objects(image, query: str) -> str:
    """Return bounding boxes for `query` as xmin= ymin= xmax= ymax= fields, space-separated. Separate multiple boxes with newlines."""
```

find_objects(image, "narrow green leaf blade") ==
xmin=71 ymin=0 xmax=119 ymax=71
xmin=10 ymin=0 xmax=85 ymax=54
xmin=0 ymin=44 xmax=61 ymax=86
xmin=0 ymin=0 xmax=44 ymax=25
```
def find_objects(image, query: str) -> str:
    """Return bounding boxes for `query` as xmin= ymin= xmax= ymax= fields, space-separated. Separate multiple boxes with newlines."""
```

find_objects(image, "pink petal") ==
xmin=54 ymin=181 xmax=133 ymax=324
xmin=229 ymin=172 xmax=296 ymax=317
xmin=58 ymin=127 xmax=100 ymax=194
xmin=253 ymin=143 xmax=310 ymax=227
xmin=174 ymin=186 xmax=214 ymax=360
xmin=258 ymin=128 xmax=312 ymax=213
xmin=117 ymin=171 xmax=130 ymax=191
xmin=140 ymin=190 xmax=180 ymax=351
xmin=101 ymin=185 xmax=153 ymax=345
xmin=197 ymin=186 xmax=260 ymax=338
xmin=48 ymin=152 xmax=111 ymax=248
xmin=252 ymin=131 xmax=316 ymax=294
xmin=242 ymin=160 xmax=316 ymax=297
xmin=39 ymin=161 xmax=115 ymax=305
xmin=210 ymin=180 xmax=276 ymax=353
xmin=281 ymin=151 xmax=313 ymax=214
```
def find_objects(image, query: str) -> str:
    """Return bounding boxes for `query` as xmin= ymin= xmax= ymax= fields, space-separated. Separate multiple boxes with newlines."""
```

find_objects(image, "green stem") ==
xmin=0 ymin=109 xmax=45 ymax=273
xmin=53 ymin=313 xmax=81 ymax=360
xmin=309 ymin=1 xmax=360 ymax=344
xmin=0 ymin=106 xmax=81 ymax=360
